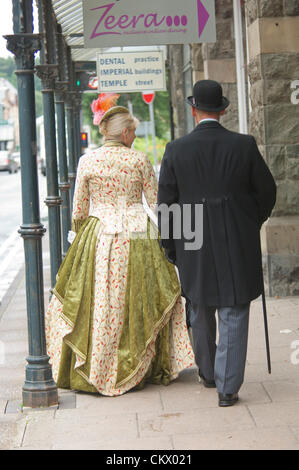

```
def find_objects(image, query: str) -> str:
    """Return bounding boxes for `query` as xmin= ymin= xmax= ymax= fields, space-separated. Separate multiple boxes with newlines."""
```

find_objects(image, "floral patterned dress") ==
xmin=45 ymin=143 xmax=194 ymax=396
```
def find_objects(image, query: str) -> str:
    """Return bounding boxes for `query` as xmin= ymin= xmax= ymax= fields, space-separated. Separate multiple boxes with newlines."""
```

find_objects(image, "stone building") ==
xmin=168 ymin=0 xmax=299 ymax=297
xmin=0 ymin=77 xmax=19 ymax=150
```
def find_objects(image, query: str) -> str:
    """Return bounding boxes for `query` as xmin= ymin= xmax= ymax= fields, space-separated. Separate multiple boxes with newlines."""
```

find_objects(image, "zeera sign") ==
xmin=83 ymin=0 xmax=216 ymax=48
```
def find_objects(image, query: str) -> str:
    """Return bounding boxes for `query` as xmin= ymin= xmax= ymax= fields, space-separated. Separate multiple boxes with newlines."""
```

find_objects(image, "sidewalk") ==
xmin=0 ymin=237 xmax=299 ymax=450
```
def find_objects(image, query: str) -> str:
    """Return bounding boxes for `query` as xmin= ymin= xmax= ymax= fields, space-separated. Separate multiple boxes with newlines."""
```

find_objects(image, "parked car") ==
xmin=40 ymin=157 xmax=46 ymax=176
xmin=11 ymin=151 xmax=21 ymax=169
xmin=0 ymin=150 xmax=18 ymax=173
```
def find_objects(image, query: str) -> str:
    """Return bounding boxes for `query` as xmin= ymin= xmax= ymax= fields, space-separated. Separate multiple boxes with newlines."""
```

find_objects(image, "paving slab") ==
xmin=247 ymin=346 xmax=296 ymax=365
xmin=0 ymin=318 xmax=27 ymax=334
xmin=262 ymin=381 xmax=299 ymax=403
xmin=0 ymin=399 xmax=7 ymax=414
xmin=160 ymin=382 xmax=218 ymax=411
xmin=22 ymin=411 xmax=139 ymax=449
xmin=75 ymin=386 xmax=163 ymax=415
xmin=291 ymin=427 xmax=299 ymax=441
xmin=138 ymin=406 xmax=255 ymax=438
xmin=14 ymin=445 xmax=53 ymax=450
xmin=57 ymin=392 xmax=76 ymax=410
xmin=244 ymin=361 xmax=299 ymax=384
xmin=1 ymin=340 xmax=28 ymax=356
xmin=0 ymin=328 xmax=27 ymax=342
xmin=5 ymin=400 xmax=23 ymax=414
xmin=248 ymin=402 xmax=299 ymax=428
xmin=172 ymin=426 xmax=299 ymax=450
xmin=160 ymin=380 xmax=271 ymax=412
xmin=0 ymin=366 xmax=24 ymax=401
xmin=248 ymin=325 xmax=298 ymax=349
xmin=53 ymin=436 xmax=174 ymax=451
xmin=0 ymin=419 xmax=26 ymax=450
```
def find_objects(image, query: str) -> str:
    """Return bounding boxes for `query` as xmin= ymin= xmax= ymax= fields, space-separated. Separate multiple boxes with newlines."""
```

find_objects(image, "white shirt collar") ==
xmin=199 ymin=118 xmax=219 ymax=124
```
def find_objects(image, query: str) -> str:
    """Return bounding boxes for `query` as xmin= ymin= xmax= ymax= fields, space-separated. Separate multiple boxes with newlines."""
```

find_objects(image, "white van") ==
xmin=0 ymin=150 xmax=18 ymax=173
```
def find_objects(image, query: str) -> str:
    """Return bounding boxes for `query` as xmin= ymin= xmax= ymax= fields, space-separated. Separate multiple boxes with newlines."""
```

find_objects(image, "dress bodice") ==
xmin=72 ymin=145 xmax=158 ymax=235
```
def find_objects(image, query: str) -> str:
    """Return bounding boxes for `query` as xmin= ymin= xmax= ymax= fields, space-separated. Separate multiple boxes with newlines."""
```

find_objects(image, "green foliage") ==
xmin=0 ymin=56 xmax=17 ymax=88
xmin=117 ymin=92 xmax=171 ymax=140
xmin=81 ymin=91 xmax=168 ymax=163
xmin=134 ymin=137 xmax=167 ymax=164
xmin=82 ymin=90 xmax=171 ymax=148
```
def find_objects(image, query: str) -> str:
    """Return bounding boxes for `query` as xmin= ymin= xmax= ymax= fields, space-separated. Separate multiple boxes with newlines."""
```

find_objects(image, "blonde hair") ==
xmin=99 ymin=111 xmax=139 ymax=141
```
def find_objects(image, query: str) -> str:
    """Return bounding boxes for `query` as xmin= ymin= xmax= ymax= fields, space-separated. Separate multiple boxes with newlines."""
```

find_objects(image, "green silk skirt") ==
xmin=53 ymin=216 xmax=181 ymax=393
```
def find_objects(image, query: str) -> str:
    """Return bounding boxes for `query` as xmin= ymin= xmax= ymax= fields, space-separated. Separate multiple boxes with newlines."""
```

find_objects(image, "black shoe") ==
xmin=218 ymin=393 xmax=239 ymax=407
xmin=198 ymin=371 xmax=216 ymax=388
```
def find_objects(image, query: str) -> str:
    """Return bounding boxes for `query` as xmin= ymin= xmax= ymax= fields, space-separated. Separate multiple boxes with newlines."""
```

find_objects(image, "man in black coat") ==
xmin=158 ymin=80 xmax=276 ymax=407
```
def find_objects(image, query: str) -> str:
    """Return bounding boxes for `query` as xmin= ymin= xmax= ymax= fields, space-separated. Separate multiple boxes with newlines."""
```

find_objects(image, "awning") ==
xmin=51 ymin=0 xmax=97 ymax=61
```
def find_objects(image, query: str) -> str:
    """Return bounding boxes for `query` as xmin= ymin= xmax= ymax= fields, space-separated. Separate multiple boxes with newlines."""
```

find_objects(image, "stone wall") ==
xmin=169 ymin=0 xmax=241 ymax=138
xmin=246 ymin=0 xmax=299 ymax=296
xmin=168 ymin=45 xmax=187 ymax=139
xmin=200 ymin=0 xmax=239 ymax=132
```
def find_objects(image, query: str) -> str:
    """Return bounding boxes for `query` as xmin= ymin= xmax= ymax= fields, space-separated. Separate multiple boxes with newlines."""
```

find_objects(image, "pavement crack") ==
xmin=245 ymin=405 xmax=257 ymax=427
xmin=20 ymin=420 xmax=28 ymax=448
xmin=159 ymin=390 xmax=164 ymax=411
xmin=136 ymin=412 xmax=140 ymax=438
xmin=261 ymin=382 xmax=273 ymax=402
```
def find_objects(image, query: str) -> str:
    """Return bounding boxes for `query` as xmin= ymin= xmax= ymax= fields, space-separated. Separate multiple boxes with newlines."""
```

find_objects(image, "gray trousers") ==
xmin=190 ymin=303 xmax=250 ymax=394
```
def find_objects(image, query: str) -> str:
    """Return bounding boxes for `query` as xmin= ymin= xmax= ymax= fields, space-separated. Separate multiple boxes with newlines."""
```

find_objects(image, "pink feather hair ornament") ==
xmin=91 ymin=93 xmax=120 ymax=126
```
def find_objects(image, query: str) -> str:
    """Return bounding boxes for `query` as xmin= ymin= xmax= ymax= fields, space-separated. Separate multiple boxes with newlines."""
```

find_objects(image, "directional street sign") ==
xmin=84 ymin=0 xmax=216 ymax=48
xmin=97 ymin=50 xmax=166 ymax=93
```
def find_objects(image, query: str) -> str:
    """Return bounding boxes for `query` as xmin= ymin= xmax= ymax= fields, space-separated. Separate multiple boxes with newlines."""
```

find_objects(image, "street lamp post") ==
xmin=233 ymin=0 xmax=248 ymax=134
xmin=73 ymin=86 xmax=83 ymax=166
xmin=142 ymin=92 xmax=158 ymax=175
xmin=55 ymin=23 xmax=71 ymax=258
xmin=65 ymin=47 xmax=77 ymax=208
xmin=5 ymin=0 xmax=58 ymax=408
xmin=36 ymin=0 xmax=62 ymax=288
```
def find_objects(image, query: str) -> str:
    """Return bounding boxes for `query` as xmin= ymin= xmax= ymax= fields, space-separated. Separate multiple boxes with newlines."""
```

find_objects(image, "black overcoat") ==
xmin=158 ymin=121 xmax=277 ymax=308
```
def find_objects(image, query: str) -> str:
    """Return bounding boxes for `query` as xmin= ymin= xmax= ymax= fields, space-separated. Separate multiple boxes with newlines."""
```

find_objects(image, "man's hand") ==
xmin=164 ymin=249 xmax=176 ymax=265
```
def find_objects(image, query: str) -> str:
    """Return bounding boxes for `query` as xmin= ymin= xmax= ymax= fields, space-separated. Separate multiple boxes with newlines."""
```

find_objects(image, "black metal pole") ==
xmin=166 ymin=57 xmax=175 ymax=141
xmin=55 ymin=24 xmax=71 ymax=258
xmin=66 ymin=97 xmax=76 ymax=209
xmin=5 ymin=0 xmax=58 ymax=408
xmin=66 ymin=47 xmax=77 ymax=208
xmin=72 ymin=61 xmax=80 ymax=166
xmin=36 ymin=0 xmax=62 ymax=288
xmin=55 ymin=90 xmax=71 ymax=257
xmin=261 ymin=284 xmax=272 ymax=374
xmin=74 ymin=91 xmax=83 ymax=164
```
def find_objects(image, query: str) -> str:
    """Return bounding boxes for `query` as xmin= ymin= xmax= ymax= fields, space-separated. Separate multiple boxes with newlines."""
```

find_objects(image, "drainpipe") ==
xmin=233 ymin=0 xmax=248 ymax=134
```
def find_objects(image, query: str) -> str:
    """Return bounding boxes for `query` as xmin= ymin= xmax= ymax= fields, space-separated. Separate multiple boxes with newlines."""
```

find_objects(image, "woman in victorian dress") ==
xmin=45 ymin=94 xmax=194 ymax=396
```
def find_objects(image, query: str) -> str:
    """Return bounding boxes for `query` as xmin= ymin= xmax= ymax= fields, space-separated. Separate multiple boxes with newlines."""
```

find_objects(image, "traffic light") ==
xmin=81 ymin=132 xmax=88 ymax=148
xmin=76 ymin=72 xmax=91 ymax=91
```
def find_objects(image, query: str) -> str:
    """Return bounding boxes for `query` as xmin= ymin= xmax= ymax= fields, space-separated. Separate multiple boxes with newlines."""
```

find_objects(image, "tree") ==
xmin=82 ymin=90 xmax=171 ymax=144
xmin=0 ymin=57 xmax=17 ymax=88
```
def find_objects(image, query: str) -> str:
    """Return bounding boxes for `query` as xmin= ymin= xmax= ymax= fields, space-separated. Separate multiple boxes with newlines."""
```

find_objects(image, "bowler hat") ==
xmin=186 ymin=80 xmax=230 ymax=112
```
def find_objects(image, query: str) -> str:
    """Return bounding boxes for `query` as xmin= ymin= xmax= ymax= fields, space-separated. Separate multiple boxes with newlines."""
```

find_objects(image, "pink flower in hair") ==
xmin=91 ymin=93 xmax=120 ymax=125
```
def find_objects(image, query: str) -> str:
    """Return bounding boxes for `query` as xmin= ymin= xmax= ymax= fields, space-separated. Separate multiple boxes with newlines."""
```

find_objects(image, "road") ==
xmin=0 ymin=169 xmax=47 ymax=247
xmin=0 ymin=169 xmax=47 ymax=302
